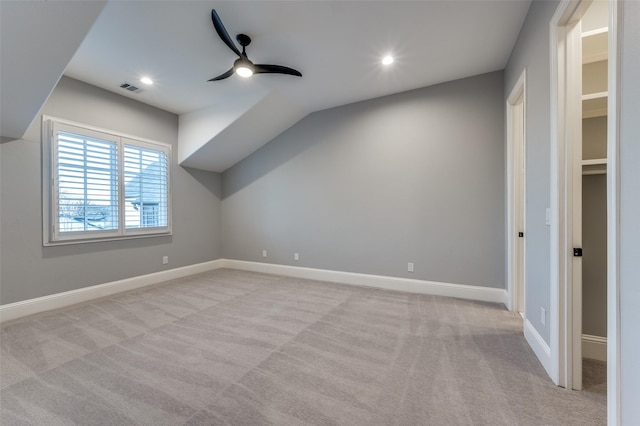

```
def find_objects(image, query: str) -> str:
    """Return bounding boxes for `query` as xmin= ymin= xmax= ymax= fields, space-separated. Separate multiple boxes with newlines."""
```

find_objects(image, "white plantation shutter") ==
xmin=56 ymin=132 xmax=119 ymax=232
xmin=45 ymin=118 xmax=171 ymax=245
xmin=123 ymin=142 xmax=169 ymax=230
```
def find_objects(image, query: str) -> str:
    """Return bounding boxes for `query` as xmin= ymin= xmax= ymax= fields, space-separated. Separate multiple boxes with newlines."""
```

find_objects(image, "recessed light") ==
xmin=140 ymin=76 xmax=154 ymax=85
xmin=382 ymin=55 xmax=394 ymax=65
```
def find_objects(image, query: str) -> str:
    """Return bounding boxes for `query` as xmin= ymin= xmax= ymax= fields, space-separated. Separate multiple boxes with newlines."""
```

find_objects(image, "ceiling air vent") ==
xmin=119 ymin=82 xmax=142 ymax=93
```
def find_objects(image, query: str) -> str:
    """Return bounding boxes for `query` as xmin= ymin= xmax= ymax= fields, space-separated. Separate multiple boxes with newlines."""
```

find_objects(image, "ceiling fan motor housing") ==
xmin=236 ymin=34 xmax=251 ymax=48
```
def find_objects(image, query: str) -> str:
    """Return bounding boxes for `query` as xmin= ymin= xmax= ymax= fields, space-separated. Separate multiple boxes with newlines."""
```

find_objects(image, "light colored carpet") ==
xmin=1 ymin=269 xmax=606 ymax=425
xmin=583 ymin=358 xmax=607 ymax=395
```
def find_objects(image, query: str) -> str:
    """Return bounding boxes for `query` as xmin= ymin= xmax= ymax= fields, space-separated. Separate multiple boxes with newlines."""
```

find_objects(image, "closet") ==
xmin=581 ymin=1 xmax=607 ymax=365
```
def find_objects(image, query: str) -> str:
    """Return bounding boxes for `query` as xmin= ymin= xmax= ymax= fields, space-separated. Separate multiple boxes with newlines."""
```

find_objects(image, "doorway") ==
xmin=550 ymin=0 xmax=619 ymax=423
xmin=507 ymin=70 xmax=526 ymax=317
xmin=553 ymin=0 xmax=609 ymax=393
xmin=580 ymin=0 xmax=609 ymax=395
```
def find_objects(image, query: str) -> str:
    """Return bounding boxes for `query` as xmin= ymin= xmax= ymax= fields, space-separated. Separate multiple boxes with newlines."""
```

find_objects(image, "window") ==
xmin=43 ymin=117 xmax=171 ymax=245
xmin=123 ymin=144 xmax=169 ymax=230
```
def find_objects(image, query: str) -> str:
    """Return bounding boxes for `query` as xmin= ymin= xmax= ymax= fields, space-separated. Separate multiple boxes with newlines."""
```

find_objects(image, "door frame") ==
xmin=605 ymin=2 xmax=621 ymax=423
xmin=549 ymin=0 xmax=620 ymax=423
xmin=506 ymin=69 xmax=527 ymax=315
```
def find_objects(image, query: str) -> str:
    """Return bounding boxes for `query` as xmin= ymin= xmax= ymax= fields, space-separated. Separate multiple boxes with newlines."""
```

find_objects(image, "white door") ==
xmin=507 ymin=70 xmax=526 ymax=317
xmin=515 ymin=97 xmax=526 ymax=316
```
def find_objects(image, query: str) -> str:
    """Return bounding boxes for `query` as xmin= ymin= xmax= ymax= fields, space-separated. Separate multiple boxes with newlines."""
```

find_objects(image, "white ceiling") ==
xmin=66 ymin=1 xmax=531 ymax=116
xmin=2 ymin=1 xmax=532 ymax=170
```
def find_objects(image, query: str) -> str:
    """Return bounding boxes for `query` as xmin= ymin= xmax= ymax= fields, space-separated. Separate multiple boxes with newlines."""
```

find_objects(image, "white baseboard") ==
xmin=0 ymin=259 xmax=225 ymax=323
xmin=524 ymin=318 xmax=553 ymax=379
xmin=222 ymin=260 xmax=506 ymax=304
xmin=502 ymin=289 xmax=510 ymax=309
xmin=1 ymin=259 xmax=507 ymax=323
xmin=582 ymin=334 xmax=607 ymax=362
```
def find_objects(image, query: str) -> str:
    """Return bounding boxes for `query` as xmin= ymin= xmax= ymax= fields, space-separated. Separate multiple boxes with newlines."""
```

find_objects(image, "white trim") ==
xmin=582 ymin=334 xmax=607 ymax=362
xmin=550 ymin=0 xmax=594 ymax=391
xmin=0 ymin=259 xmax=509 ymax=324
xmin=524 ymin=318 xmax=553 ymax=378
xmin=223 ymin=260 xmax=506 ymax=304
xmin=549 ymin=1 xmax=563 ymax=388
xmin=0 ymin=259 xmax=225 ymax=323
xmin=506 ymin=69 xmax=527 ymax=315
xmin=606 ymin=0 xmax=621 ymax=423
xmin=550 ymin=0 xmax=575 ymax=388
xmin=42 ymin=115 xmax=173 ymax=246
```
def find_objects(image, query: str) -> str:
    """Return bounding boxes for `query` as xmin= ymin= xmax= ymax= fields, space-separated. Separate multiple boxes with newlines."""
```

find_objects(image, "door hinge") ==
xmin=573 ymin=248 xmax=583 ymax=257
xmin=518 ymin=232 xmax=524 ymax=238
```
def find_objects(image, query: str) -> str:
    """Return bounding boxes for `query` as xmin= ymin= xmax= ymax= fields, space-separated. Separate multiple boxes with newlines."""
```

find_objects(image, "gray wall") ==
xmin=0 ymin=77 xmax=222 ymax=305
xmin=504 ymin=0 xmax=559 ymax=343
xmin=582 ymin=117 xmax=607 ymax=338
xmin=504 ymin=0 xmax=640 ymax=417
xmin=583 ymin=116 xmax=608 ymax=159
xmin=582 ymin=60 xmax=607 ymax=95
xmin=619 ymin=0 xmax=640 ymax=420
xmin=222 ymin=71 xmax=505 ymax=289
xmin=582 ymin=174 xmax=606 ymax=337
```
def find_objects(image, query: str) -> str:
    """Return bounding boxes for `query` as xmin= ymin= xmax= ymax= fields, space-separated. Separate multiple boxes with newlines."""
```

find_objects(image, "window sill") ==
xmin=43 ymin=230 xmax=172 ymax=247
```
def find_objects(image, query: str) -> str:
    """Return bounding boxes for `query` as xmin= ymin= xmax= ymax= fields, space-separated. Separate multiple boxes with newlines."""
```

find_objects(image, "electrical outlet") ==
xmin=262 ymin=250 xmax=267 ymax=258
xmin=162 ymin=256 xmax=168 ymax=265
xmin=408 ymin=262 xmax=414 ymax=273
xmin=294 ymin=253 xmax=299 ymax=261
xmin=540 ymin=307 xmax=546 ymax=326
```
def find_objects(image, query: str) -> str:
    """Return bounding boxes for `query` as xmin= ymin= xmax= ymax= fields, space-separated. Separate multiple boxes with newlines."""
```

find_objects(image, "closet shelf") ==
xmin=583 ymin=92 xmax=608 ymax=118
xmin=582 ymin=158 xmax=607 ymax=166
xmin=582 ymin=27 xmax=608 ymax=37
xmin=582 ymin=91 xmax=608 ymax=100
xmin=582 ymin=158 xmax=607 ymax=175
xmin=582 ymin=28 xmax=608 ymax=64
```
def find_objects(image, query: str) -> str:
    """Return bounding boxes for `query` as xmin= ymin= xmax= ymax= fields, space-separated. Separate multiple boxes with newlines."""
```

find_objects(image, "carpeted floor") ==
xmin=583 ymin=358 xmax=607 ymax=395
xmin=1 ymin=269 xmax=606 ymax=425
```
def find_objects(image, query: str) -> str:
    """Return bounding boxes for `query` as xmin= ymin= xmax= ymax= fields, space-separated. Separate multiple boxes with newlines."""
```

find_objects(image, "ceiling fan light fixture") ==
xmin=235 ymin=65 xmax=254 ymax=78
xmin=233 ymin=56 xmax=254 ymax=78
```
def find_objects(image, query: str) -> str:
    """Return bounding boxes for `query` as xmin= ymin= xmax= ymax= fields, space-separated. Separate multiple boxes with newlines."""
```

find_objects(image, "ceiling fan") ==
xmin=208 ymin=9 xmax=302 ymax=81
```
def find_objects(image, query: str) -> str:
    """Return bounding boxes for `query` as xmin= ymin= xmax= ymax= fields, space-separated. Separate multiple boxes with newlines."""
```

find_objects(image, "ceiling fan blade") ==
xmin=211 ymin=9 xmax=241 ymax=57
xmin=254 ymin=64 xmax=302 ymax=77
xmin=208 ymin=68 xmax=235 ymax=81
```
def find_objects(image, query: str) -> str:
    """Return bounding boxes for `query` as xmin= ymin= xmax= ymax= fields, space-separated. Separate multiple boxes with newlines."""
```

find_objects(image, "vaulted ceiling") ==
xmin=1 ymin=1 xmax=531 ymax=171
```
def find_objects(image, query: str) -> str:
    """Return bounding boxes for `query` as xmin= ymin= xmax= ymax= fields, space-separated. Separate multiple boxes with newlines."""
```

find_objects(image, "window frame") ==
xmin=42 ymin=116 xmax=172 ymax=246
